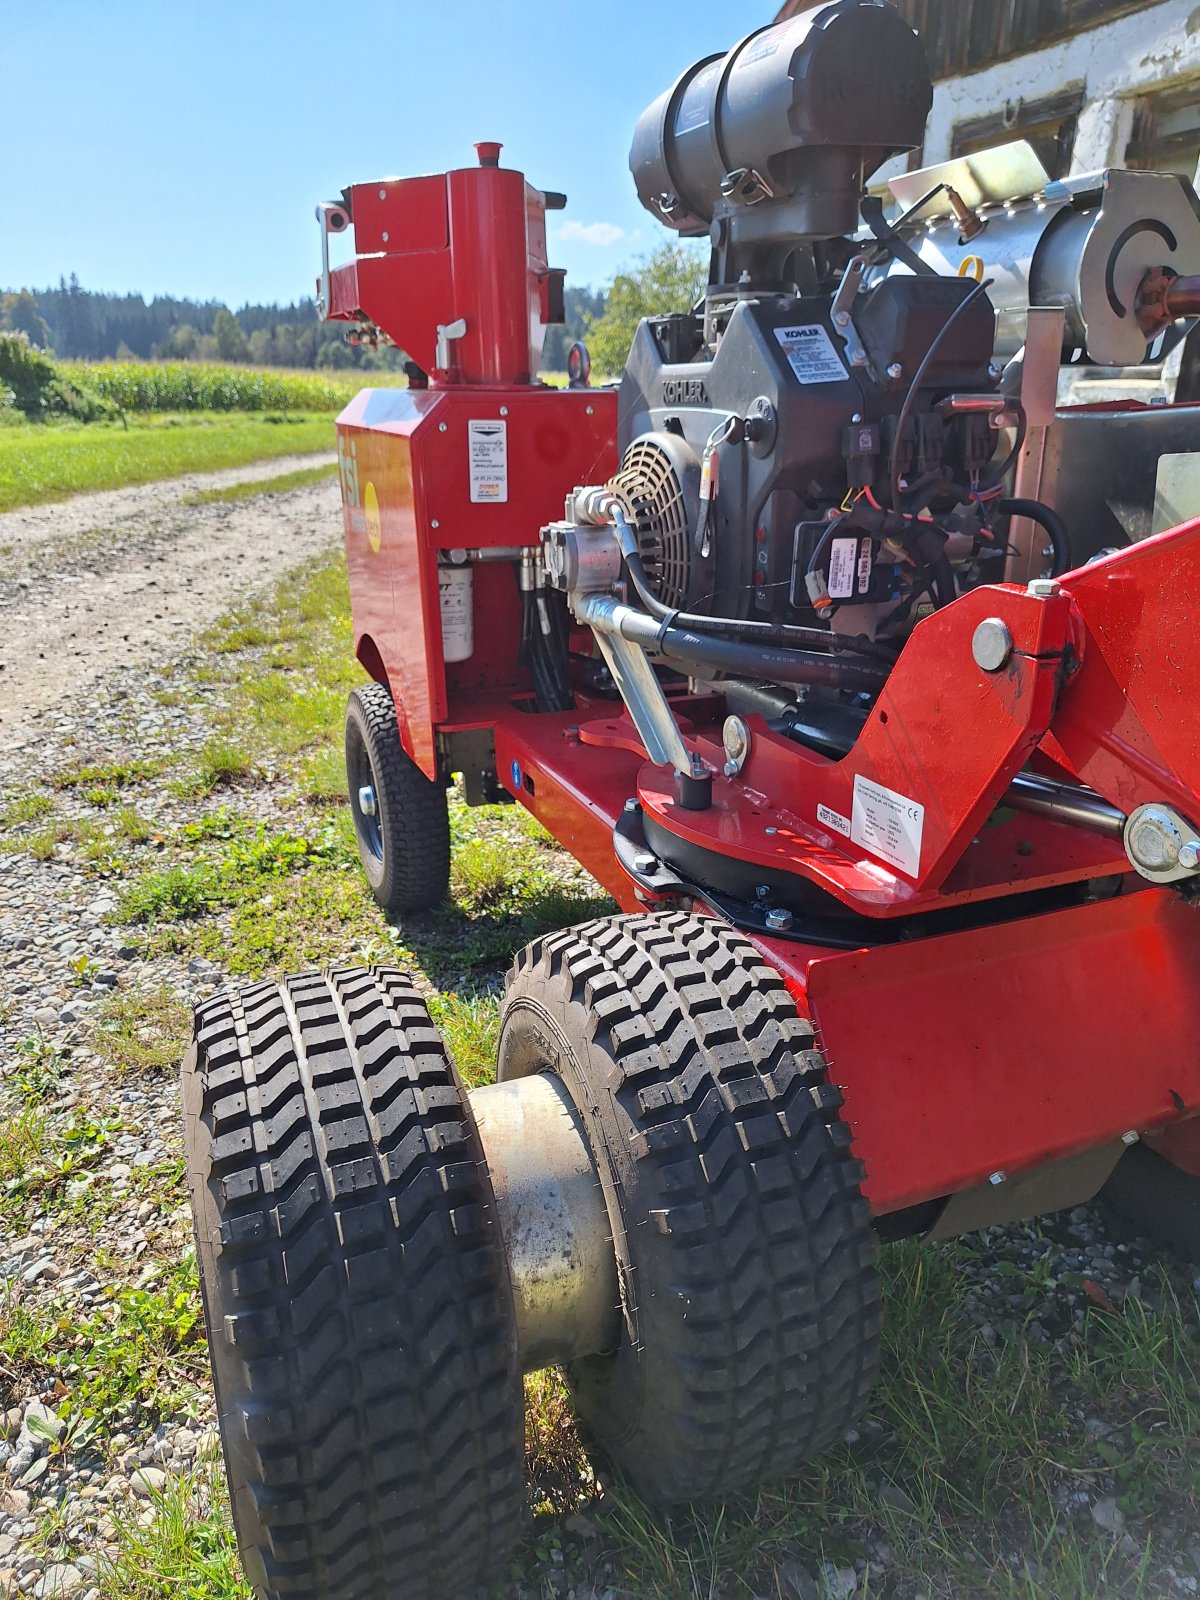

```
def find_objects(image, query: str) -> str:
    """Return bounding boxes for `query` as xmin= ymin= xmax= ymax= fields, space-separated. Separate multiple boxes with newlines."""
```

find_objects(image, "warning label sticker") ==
xmin=851 ymin=774 xmax=924 ymax=878
xmin=817 ymin=802 xmax=851 ymax=839
xmin=773 ymin=323 xmax=847 ymax=386
xmin=468 ymin=419 xmax=508 ymax=503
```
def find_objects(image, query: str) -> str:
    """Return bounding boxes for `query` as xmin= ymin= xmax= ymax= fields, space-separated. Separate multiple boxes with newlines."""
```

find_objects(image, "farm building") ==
xmin=774 ymin=0 xmax=1200 ymax=182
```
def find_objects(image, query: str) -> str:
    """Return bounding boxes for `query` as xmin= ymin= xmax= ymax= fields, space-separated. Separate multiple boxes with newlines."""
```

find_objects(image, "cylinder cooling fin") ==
xmin=608 ymin=434 xmax=700 ymax=611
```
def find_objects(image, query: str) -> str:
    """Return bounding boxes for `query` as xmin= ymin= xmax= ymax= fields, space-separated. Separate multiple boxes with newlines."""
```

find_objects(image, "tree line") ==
xmin=1 ymin=244 xmax=704 ymax=376
xmin=0 ymin=276 xmax=607 ymax=373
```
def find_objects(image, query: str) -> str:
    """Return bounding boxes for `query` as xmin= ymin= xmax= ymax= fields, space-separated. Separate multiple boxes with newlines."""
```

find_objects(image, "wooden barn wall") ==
xmin=776 ymin=1 xmax=1151 ymax=78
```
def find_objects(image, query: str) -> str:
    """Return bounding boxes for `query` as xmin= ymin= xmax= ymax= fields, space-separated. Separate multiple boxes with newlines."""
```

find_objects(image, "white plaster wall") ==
xmin=918 ymin=0 xmax=1200 ymax=172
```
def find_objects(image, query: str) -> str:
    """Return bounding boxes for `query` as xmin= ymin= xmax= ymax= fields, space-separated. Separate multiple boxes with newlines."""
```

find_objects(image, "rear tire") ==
xmin=183 ymin=966 xmax=524 ymax=1600
xmin=498 ymin=911 xmax=880 ymax=1505
xmin=345 ymin=683 xmax=450 ymax=916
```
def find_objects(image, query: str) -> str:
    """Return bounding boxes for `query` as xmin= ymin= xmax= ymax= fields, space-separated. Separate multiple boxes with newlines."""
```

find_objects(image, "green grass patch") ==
xmin=0 ymin=412 xmax=334 ymax=511
xmin=54 ymin=758 xmax=166 ymax=791
xmin=181 ymin=461 xmax=338 ymax=505
xmin=0 ymin=792 xmax=55 ymax=828
xmin=93 ymin=985 xmax=191 ymax=1074
xmin=96 ymin=1462 xmax=253 ymax=1600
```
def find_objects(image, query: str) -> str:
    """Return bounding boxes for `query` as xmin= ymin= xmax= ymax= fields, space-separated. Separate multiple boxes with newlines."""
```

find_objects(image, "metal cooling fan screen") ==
xmin=610 ymin=438 xmax=690 ymax=610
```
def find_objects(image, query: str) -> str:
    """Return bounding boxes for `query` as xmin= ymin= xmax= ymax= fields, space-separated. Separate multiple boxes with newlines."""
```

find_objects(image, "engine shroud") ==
xmin=616 ymin=278 xmax=996 ymax=628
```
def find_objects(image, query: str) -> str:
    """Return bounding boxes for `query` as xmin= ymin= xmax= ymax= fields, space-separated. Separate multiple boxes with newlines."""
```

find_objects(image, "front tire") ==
xmin=183 ymin=966 xmax=524 ymax=1600
xmin=498 ymin=912 xmax=880 ymax=1505
xmin=345 ymin=683 xmax=450 ymax=916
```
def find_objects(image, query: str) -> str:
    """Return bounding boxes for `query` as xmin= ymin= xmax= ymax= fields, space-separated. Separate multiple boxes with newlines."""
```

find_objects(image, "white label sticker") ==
xmin=828 ymin=538 xmax=858 ymax=599
xmin=468 ymin=419 xmax=508 ymax=503
xmin=857 ymin=542 xmax=873 ymax=596
xmin=851 ymin=774 xmax=924 ymax=878
xmin=773 ymin=323 xmax=847 ymax=386
xmin=817 ymin=802 xmax=851 ymax=839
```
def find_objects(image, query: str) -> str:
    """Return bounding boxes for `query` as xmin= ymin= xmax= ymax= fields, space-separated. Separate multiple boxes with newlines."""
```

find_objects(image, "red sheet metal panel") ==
xmin=791 ymin=889 xmax=1200 ymax=1213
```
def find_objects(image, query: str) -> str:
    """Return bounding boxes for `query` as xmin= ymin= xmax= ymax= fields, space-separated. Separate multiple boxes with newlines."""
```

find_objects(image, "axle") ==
xmin=470 ymin=1075 xmax=619 ymax=1371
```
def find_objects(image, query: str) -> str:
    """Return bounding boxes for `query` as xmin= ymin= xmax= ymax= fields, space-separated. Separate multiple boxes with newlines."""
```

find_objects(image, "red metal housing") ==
xmin=332 ymin=148 xmax=1200 ymax=1228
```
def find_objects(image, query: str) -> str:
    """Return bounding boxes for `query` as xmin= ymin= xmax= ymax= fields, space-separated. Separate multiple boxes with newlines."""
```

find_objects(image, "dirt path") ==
xmin=0 ymin=457 xmax=339 ymax=752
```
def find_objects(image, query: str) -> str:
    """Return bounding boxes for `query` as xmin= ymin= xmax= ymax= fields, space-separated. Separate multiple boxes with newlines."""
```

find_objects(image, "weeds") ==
xmin=93 ymin=985 xmax=191 ymax=1074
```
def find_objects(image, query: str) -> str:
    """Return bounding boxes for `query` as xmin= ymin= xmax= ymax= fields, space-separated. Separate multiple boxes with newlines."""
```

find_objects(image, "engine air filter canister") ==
xmin=629 ymin=0 xmax=932 ymax=252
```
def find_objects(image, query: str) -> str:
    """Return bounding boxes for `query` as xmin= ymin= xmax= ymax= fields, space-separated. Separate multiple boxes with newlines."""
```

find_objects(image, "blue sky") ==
xmin=2 ymin=0 xmax=768 ymax=307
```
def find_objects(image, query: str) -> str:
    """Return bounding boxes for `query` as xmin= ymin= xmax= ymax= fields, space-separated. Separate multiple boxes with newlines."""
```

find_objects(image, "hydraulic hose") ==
xmin=610 ymin=507 xmax=899 ymax=666
xmin=595 ymin=599 xmax=890 ymax=693
xmin=996 ymin=497 xmax=1072 ymax=578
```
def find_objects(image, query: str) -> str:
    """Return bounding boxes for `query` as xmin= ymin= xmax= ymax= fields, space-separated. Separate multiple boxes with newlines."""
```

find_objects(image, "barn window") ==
xmin=951 ymin=85 xmax=1086 ymax=181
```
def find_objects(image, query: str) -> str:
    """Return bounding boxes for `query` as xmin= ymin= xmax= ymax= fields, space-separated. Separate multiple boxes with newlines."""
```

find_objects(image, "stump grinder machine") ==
xmin=183 ymin=3 xmax=1200 ymax=1594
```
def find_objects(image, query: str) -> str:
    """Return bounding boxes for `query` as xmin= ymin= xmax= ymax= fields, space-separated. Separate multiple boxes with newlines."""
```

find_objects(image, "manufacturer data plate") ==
xmin=851 ymin=774 xmax=924 ymax=877
xmin=773 ymin=323 xmax=847 ymax=385
xmin=468 ymin=418 xmax=508 ymax=503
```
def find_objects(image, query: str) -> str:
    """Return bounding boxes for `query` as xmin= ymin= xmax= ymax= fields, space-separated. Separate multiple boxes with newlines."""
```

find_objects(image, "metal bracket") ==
xmin=830 ymin=254 xmax=871 ymax=372
xmin=315 ymin=201 xmax=350 ymax=322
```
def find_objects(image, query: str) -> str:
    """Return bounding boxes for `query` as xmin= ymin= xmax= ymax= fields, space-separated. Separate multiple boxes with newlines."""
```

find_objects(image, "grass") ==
xmin=3 ymin=544 xmax=1198 ymax=1599
xmin=93 ymin=985 xmax=192 ymax=1074
xmin=0 ymin=411 xmax=334 ymax=511
xmin=180 ymin=461 xmax=338 ymax=505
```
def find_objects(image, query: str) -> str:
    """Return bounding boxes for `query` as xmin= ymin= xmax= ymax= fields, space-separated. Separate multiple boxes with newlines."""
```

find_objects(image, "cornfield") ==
xmin=57 ymin=361 xmax=372 ymax=414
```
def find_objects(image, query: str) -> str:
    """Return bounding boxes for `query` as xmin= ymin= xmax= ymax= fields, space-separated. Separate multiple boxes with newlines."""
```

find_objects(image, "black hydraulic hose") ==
xmin=612 ymin=508 xmax=899 ymax=666
xmin=605 ymin=602 xmax=889 ymax=692
xmin=996 ymin=497 xmax=1072 ymax=578
xmin=889 ymin=277 xmax=994 ymax=514
xmin=655 ymin=623 xmax=889 ymax=692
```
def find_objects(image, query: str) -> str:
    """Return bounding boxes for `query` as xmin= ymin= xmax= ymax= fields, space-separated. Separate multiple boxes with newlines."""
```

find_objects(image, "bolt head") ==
xmin=438 ymin=422 xmax=448 ymax=433
xmin=988 ymin=1171 xmax=1006 ymax=1186
xmin=988 ymin=360 xmax=1005 ymax=381
xmin=723 ymin=760 xmax=739 ymax=778
xmin=632 ymin=851 xmax=658 ymax=875
xmin=887 ymin=362 xmax=904 ymax=380
xmin=1180 ymin=841 xmax=1200 ymax=871
xmin=623 ymin=797 xmax=640 ymax=814
xmin=765 ymin=908 xmax=794 ymax=932
xmin=1125 ymin=805 xmax=1185 ymax=874
xmin=764 ymin=826 xmax=779 ymax=836
xmin=972 ymin=616 xmax=1014 ymax=673
xmin=833 ymin=310 xmax=850 ymax=328
xmin=1121 ymin=1129 xmax=1140 ymax=1145
xmin=357 ymin=785 xmax=377 ymax=817
xmin=1027 ymin=577 xmax=1060 ymax=598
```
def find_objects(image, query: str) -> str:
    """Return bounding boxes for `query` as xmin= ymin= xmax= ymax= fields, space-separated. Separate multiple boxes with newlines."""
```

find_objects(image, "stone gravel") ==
xmin=1 ymin=470 xmax=340 ymax=1598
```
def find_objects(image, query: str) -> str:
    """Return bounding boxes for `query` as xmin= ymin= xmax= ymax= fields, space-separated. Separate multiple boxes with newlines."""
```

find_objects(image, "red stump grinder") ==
xmin=183 ymin=4 xmax=1200 ymax=1595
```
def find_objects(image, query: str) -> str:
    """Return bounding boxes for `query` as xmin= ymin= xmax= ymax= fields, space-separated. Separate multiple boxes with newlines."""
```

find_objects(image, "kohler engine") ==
xmin=538 ymin=0 xmax=1200 ymax=793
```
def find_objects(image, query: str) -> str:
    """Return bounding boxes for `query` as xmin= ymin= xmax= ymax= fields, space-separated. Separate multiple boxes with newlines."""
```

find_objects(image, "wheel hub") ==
xmin=470 ymin=1075 xmax=620 ymax=1372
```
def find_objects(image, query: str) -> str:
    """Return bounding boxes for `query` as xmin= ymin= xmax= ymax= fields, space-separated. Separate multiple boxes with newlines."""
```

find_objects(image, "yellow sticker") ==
xmin=364 ymin=480 xmax=382 ymax=553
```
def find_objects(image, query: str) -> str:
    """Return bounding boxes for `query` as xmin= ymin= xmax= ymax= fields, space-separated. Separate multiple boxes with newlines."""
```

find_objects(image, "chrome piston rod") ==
xmin=1004 ymin=772 xmax=1126 ymax=839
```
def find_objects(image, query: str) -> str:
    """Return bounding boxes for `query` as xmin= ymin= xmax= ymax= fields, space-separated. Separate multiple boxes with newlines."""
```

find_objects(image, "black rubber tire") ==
xmin=183 ymin=966 xmax=524 ymax=1600
xmin=345 ymin=683 xmax=450 ymax=916
xmin=498 ymin=911 xmax=880 ymax=1505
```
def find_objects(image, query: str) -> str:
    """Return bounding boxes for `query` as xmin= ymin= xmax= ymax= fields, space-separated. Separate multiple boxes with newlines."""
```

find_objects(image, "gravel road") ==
xmin=0 ymin=455 xmax=337 ymax=753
